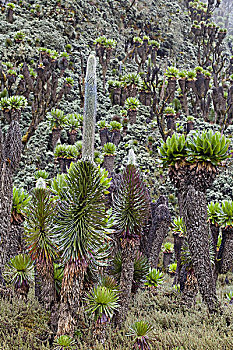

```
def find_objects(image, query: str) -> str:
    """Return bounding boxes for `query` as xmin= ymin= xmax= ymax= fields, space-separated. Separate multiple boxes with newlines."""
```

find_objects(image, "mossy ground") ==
xmin=1 ymin=273 xmax=232 ymax=350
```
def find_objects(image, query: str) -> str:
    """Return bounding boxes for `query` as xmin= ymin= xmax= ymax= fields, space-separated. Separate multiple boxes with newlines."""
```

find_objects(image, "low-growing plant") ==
xmin=225 ymin=291 xmax=233 ymax=303
xmin=144 ymin=268 xmax=164 ymax=288
xmin=52 ymin=335 xmax=76 ymax=350
xmin=3 ymin=254 xmax=34 ymax=295
xmin=127 ymin=320 xmax=154 ymax=350
xmin=86 ymin=286 xmax=119 ymax=321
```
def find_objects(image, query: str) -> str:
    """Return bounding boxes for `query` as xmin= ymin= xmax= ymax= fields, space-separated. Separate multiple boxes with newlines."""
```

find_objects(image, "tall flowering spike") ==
xmin=82 ymin=53 xmax=97 ymax=161
xmin=127 ymin=149 xmax=137 ymax=166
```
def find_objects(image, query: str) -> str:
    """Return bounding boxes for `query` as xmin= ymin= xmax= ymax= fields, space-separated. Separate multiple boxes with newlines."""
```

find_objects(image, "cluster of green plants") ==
xmin=48 ymin=109 xmax=82 ymax=130
xmin=208 ymin=200 xmax=233 ymax=227
xmin=54 ymin=144 xmax=80 ymax=159
xmin=159 ymin=130 xmax=230 ymax=167
xmin=0 ymin=95 xmax=27 ymax=110
xmin=94 ymin=36 xmax=117 ymax=49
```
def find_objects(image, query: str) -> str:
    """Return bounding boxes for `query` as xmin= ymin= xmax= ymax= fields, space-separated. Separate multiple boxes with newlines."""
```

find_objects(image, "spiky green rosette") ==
xmin=54 ymin=161 xmax=111 ymax=265
xmin=113 ymin=163 xmax=150 ymax=239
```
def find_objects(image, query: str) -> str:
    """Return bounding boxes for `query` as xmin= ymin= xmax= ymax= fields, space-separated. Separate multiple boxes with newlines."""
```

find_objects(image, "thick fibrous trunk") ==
xmin=173 ymin=234 xmax=184 ymax=285
xmin=0 ymin=119 xmax=22 ymax=278
xmin=147 ymin=196 xmax=171 ymax=268
xmin=34 ymin=262 xmax=55 ymax=310
xmin=181 ymin=268 xmax=198 ymax=308
xmin=115 ymin=240 xmax=138 ymax=327
xmin=218 ymin=227 xmax=233 ymax=274
xmin=57 ymin=262 xmax=85 ymax=337
xmin=7 ymin=220 xmax=24 ymax=259
xmin=170 ymin=164 xmax=218 ymax=313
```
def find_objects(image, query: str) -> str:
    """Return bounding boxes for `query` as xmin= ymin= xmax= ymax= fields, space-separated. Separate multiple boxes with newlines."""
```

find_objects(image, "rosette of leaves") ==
xmin=168 ymin=262 xmax=177 ymax=274
xmin=52 ymin=335 xmax=76 ymax=350
xmin=97 ymin=120 xmax=110 ymax=129
xmin=125 ymin=97 xmax=140 ymax=110
xmin=208 ymin=201 xmax=221 ymax=225
xmin=86 ymin=286 xmax=119 ymax=321
xmin=65 ymin=113 xmax=80 ymax=131
xmin=34 ymin=169 xmax=49 ymax=180
xmin=113 ymin=163 xmax=150 ymax=239
xmin=218 ymin=200 xmax=233 ymax=227
xmin=109 ymin=120 xmax=122 ymax=131
xmin=110 ymin=251 xmax=149 ymax=284
xmin=54 ymin=144 xmax=78 ymax=159
xmin=48 ymin=109 xmax=66 ymax=129
xmin=0 ymin=95 xmax=27 ymax=110
xmin=94 ymin=36 xmax=116 ymax=49
xmin=103 ymin=142 xmax=116 ymax=156
xmin=163 ymin=106 xmax=175 ymax=115
xmin=11 ymin=187 xmax=31 ymax=222
xmin=127 ymin=320 xmax=154 ymax=350
xmin=98 ymin=275 xmax=119 ymax=292
xmin=24 ymin=186 xmax=58 ymax=266
xmin=162 ymin=242 xmax=174 ymax=253
xmin=144 ymin=268 xmax=164 ymax=288
xmin=53 ymin=161 xmax=111 ymax=265
xmin=171 ymin=216 xmax=186 ymax=236
xmin=3 ymin=254 xmax=34 ymax=296
xmin=122 ymin=73 xmax=141 ymax=87
xmin=158 ymin=133 xmax=187 ymax=166
xmin=186 ymin=130 xmax=230 ymax=166
xmin=225 ymin=291 xmax=233 ymax=303
xmin=50 ymin=173 xmax=67 ymax=200
xmin=107 ymin=80 xmax=122 ymax=89
xmin=165 ymin=66 xmax=179 ymax=79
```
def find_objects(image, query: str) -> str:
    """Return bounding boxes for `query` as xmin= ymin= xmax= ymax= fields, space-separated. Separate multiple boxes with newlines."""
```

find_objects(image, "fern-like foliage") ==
xmin=113 ymin=164 xmax=150 ymax=239
xmin=24 ymin=188 xmax=58 ymax=267
xmin=53 ymin=161 xmax=111 ymax=265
